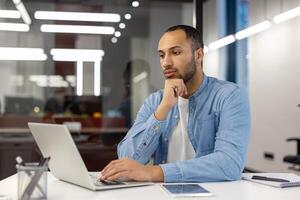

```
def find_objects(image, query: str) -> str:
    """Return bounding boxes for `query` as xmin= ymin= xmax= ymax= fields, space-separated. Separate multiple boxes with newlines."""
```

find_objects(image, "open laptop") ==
xmin=28 ymin=122 xmax=152 ymax=191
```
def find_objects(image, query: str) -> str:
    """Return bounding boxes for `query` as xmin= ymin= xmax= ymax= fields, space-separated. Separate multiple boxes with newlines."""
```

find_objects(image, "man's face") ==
xmin=157 ymin=30 xmax=201 ymax=83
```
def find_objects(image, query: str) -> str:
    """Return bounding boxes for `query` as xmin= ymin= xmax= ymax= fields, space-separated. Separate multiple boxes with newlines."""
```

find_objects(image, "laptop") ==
xmin=28 ymin=122 xmax=152 ymax=191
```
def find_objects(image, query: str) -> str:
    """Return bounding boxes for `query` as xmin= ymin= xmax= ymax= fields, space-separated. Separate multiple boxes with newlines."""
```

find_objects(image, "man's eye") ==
xmin=173 ymin=51 xmax=181 ymax=55
xmin=159 ymin=54 xmax=164 ymax=58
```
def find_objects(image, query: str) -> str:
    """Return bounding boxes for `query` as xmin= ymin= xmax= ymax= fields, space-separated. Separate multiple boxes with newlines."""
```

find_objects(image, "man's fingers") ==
xmin=173 ymin=86 xmax=178 ymax=97
xmin=102 ymin=159 xmax=123 ymax=173
xmin=102 ymin=167 xmax=121 ymax=179
xmin=102 ymin=161 xmax=128 ymax=179
xmin=107 ymin=171 xmax=130 ymax=181
xmin=185 ymin=85 xmax=188 ymax=95
xmin=101 ymin=162 xmax=114 ymax=174
xmin=177 ymin=83 xmax=185 ymax=97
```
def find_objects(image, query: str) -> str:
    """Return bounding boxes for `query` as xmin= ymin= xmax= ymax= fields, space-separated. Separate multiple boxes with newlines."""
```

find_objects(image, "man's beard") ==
xmin=181 ymin=58 xmax=197 ymax=83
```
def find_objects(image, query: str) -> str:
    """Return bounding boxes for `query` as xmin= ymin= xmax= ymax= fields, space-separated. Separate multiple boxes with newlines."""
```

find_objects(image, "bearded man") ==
xmin=101 ymin=25 xmax=250 ymax=183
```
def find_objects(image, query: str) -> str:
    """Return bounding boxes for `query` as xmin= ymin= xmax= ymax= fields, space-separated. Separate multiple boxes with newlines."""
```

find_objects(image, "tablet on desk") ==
xmin=161 ymin=183 xmax=212 ymax=197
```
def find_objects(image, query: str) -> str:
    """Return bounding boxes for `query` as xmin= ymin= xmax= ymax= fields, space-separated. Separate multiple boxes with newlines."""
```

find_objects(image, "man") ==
xmin=101 ymin=25 xmax=250 ymax=183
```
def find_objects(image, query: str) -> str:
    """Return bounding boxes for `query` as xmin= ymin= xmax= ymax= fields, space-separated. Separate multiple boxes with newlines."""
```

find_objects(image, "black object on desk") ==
xmin=283 ymin=138 xmax=300 ymax=171
xmin=251 ymin=175 xmax=290 ymax=182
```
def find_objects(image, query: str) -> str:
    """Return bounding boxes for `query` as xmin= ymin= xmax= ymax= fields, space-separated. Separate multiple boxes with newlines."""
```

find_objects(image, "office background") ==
xmin=0 ymin=0 xmax=299 ymax=180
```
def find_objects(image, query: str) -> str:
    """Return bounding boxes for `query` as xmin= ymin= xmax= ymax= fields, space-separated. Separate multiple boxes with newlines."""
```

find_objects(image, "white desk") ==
xmin=0 ymin=173 xmax=299 ymax=200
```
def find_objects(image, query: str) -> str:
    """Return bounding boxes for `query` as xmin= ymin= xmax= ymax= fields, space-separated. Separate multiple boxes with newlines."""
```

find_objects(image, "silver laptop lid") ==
xmin=28 ymin=122 xmax=94 ymax=190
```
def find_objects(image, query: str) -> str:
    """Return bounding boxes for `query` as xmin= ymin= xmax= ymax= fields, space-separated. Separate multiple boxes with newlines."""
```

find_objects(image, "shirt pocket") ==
xmin=195 ymin=113 xmax=217 ymax=154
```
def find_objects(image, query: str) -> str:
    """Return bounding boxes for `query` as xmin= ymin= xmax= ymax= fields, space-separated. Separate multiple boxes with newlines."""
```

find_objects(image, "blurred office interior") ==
xmin=0 ymin=0 xmax=299 ymax=179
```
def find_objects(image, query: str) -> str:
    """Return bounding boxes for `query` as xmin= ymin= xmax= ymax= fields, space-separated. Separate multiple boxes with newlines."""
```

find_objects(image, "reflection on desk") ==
xmin=0 ymin=173 xmax=300 ymax=200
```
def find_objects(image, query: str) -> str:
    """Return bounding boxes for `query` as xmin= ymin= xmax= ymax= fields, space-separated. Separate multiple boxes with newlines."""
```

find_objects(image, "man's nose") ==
xmin=162 ymin=55 xmax=173 ymax=68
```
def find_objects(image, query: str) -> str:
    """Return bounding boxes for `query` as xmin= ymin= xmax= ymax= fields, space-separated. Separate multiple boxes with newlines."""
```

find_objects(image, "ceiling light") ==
xmin=14 ymin=1 xmax=31 ymax=24
xmin=0 ymin=22 xmax=29 ymax=32
xmin=124 ymin=13 xmax=131 ymax=20
xmin=114 ymin=31 xmax=121 ymax=37
xmin=12 ymin=0 xmax=21 ymax=4
xmin=40 ymin=24 xmax=115 ymax=35
xmin=235 ymin=21 xmax=271 ymax=40
xmin=132 ymin=1 xmax=139 ymax=8
xmin=0 ymin=10 xmax=21 ymax=18
xmin=0 ymin=47 xmax=47 ymax=60
xmin=30 ymin=75 xmax=69 ymax=88
xmin=133 ymin=72 xmax=147 ymax=83
xmin=111 ymin=37 xmax=118 ymax=43
xmin=66 ymin=75 xmax=76 ymax=87
xmin=35 ymin=11 xmax=121 ymax=23
xmin=51 ymin=48 xmax=104 ymax=62
xmin=273 ymin=6 xmax=300 ymax=24
xmin=203 ymin=46 xmax=209 ymax=54
xmin=119 ymin=23 xmax=126 ymax=29
xmin=208 ymin=35 xmax=235 ymax=50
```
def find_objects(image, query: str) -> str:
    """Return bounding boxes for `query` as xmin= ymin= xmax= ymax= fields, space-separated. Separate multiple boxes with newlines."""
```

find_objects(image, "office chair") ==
xmin=283 ymin=138 xmax=300 ymax=171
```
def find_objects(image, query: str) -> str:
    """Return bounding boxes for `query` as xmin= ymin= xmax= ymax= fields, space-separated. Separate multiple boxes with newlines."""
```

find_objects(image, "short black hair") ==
xmin=165 ymin=25 xmax=204 ymax=49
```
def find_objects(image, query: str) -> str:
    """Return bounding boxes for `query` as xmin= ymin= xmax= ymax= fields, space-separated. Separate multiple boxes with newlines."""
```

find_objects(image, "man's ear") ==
xmin=195 ymin=48 xmax=204 ymax=62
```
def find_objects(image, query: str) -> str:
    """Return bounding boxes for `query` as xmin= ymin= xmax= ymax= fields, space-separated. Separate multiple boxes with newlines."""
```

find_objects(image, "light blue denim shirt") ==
xmin=118 ymin=75 xmax=250 ymax=183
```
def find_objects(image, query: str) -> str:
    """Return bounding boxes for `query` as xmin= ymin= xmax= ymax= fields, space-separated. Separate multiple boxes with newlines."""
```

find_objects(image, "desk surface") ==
xmin=0 ymin=173 xmax=299 ymax=200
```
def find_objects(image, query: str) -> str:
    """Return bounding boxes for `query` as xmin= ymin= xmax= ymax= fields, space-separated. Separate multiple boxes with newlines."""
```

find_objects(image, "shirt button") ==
xmin=162 ymin=160 xmax=166 ymax=164
xmin=153 ymin=125 xmax=160 ymax=130
xmin=174 ymin=115 xmax=178 ymax=119
xmin=143 ymin=142 xmax=147 ymax=146
xmin=164 ymin=138 xmax=168 ymax=142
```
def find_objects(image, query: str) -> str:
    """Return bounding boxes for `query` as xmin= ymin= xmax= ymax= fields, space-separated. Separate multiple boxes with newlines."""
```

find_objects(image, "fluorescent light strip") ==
xmin=94 ymin=60 xmax=101 ymax=96
xmin=0 ymin=47 xmax=47 ymax=60
xmin=0 ymin=54 xmax=47 ymax=61
xmin=51 ymin=49 xmax=104 ymax=62
xmin=0 ymin=10 xmax=21 ymax=18
xmin=51 ymin=49 xmax=105 ymax=57
xmin=205 ymin=6 xmax=299 ymax=51
xmin=208 ymin=35 xmax=235 ymax=50
xmin=15 ymin=2 xmax=31 ymax=24
xmin=53 ymin=55 xmax=102 ymax=62
xmin=76 ymin=61 xmax=83 ymax=96
xmin=133 ymin=72 xmax=147 ymax=83
xmin=235 ymin=21 xmax=271 ymax=40
xmin=35 ymin=11 xmax=120 ymax=22
xmin=12 ymin=0 xmax=21 ymax=4
xmin=41 ymin=24 xmax=115 ymax=35
xmin=30 ymin=75 xmax=69 ymax=88
xmin=273 ymin=6 xmax=300 ymax=24
xmin=0 ymin=22 xmax=29 ymax=32
xmin=203 ymin=45 xmax=209 ymax=54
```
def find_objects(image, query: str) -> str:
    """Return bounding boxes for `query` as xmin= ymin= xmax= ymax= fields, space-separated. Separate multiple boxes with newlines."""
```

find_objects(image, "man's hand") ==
xmin=154 ymin=79 xmax=187 ymax=121
xmin=101 ymin=158 xmax=164 ymax=182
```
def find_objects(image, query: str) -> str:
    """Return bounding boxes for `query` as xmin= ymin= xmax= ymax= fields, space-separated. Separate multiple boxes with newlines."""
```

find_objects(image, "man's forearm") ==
xmin=154 ymin=103 xmax=172 ymax=121
xmin=118 ymin=113 xmax=167 ymax=164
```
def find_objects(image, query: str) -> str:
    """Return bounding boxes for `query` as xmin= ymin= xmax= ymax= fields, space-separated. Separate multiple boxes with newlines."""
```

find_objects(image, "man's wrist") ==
xmin=154 ymin=103 xmax=172 ymax=121
xmin=147 ymin=165 xmax=164 ymax=182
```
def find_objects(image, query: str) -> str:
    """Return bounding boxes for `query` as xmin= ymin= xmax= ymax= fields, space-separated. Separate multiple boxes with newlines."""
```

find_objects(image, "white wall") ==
xmin=203 ymin=0 xmax=222 ymax=79
xmin=247 ymin=0 xmax=300 ymax=173
xmin=147 ymin=1 xmax=183 ymax=91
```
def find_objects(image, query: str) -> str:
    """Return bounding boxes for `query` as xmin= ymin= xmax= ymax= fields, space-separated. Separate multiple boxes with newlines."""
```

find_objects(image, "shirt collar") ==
xmin=190 ymin=73 xmax=208 ymax=98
